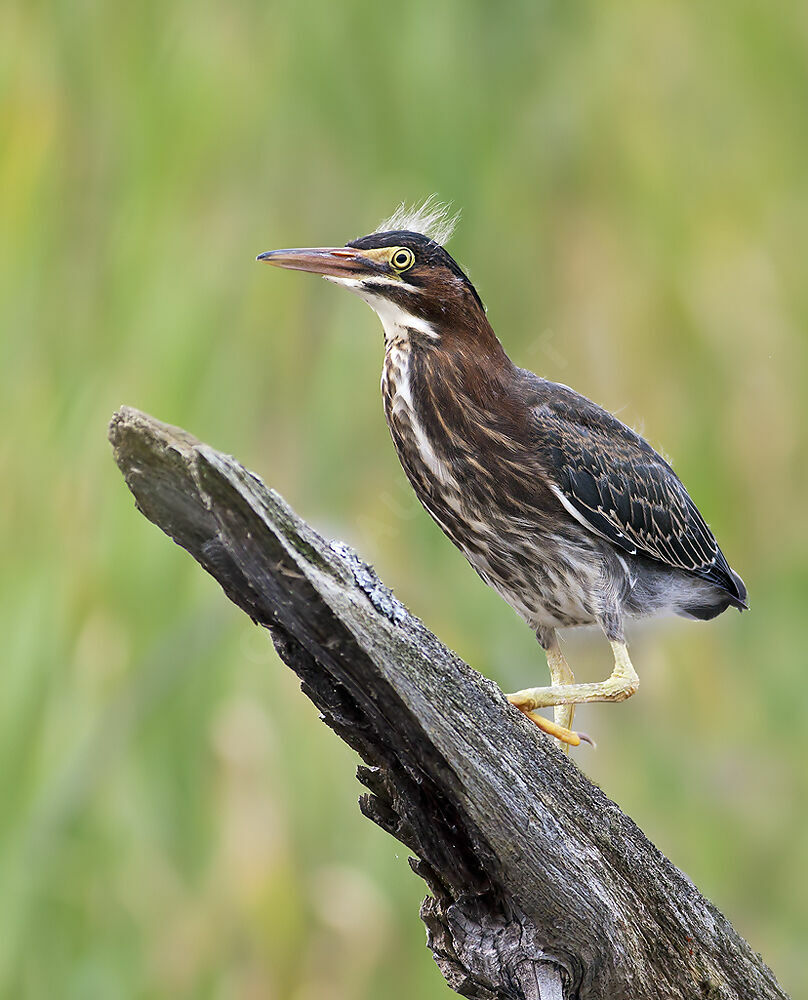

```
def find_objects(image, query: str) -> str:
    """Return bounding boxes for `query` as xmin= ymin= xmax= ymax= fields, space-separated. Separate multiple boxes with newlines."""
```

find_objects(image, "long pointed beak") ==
xmin=256 ymin=246 xmax=384 ymax=278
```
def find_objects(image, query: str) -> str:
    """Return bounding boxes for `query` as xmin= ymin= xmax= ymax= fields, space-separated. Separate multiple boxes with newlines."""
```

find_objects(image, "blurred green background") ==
xmin=2 ymin=1 xmax=807 ymax=997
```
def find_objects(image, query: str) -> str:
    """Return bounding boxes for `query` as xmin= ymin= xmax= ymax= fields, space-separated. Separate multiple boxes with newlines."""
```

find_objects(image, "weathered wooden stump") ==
xmin=109 ymin=406 xmax=787 ymax=1000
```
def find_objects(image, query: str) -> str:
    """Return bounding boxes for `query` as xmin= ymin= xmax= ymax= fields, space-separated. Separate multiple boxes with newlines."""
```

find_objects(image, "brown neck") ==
xmin=400 ymin=319 xmax=521 ymax=469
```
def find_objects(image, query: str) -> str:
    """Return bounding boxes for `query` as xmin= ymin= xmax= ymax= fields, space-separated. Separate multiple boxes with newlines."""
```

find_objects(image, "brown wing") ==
xmin=528 ymin=378 xmax=746 ymax=604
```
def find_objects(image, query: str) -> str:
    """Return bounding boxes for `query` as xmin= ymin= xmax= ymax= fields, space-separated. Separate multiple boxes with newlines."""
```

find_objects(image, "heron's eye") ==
xmin=390 ymin=247 xmax=415 ymax=271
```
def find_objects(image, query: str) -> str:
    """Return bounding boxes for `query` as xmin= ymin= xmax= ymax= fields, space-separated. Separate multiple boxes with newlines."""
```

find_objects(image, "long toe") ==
xmin=507 ymin=696 xmax=582 ymax=746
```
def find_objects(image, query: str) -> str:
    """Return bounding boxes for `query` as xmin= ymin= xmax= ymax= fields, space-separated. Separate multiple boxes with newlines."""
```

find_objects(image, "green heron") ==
xmin=258 ymin=201 xmax=747 ymax=749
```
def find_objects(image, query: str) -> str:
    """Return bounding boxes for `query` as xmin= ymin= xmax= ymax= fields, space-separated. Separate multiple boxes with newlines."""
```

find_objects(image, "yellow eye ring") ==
xmin=390 ymin=247 xmax=415 ymax=271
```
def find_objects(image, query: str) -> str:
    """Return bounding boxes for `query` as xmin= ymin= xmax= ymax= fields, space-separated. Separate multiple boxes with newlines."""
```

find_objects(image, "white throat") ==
xmin=325 ymin=276 xmax=438 ymax=345
xmin=369 ymin=295 xmax=438 ymax=345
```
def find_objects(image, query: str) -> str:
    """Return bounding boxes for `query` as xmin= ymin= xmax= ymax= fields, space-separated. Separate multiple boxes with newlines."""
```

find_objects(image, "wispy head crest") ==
xmin=376 ymin=196 xmax=459 ymax=246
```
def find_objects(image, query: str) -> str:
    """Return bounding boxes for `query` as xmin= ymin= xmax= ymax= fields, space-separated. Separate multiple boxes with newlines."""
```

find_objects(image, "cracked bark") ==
xmin=108 ymin=406 xmax=788 ymax=1000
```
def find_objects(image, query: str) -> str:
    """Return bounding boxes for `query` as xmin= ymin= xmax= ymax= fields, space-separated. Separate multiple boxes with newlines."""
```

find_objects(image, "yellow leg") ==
xmin=506 ymin=631 xmax=583 ymax=749
xmin=546 ymin=640 xmax=575 ymax=752
xmin=509 ymin=641 xmax=639 ymax=716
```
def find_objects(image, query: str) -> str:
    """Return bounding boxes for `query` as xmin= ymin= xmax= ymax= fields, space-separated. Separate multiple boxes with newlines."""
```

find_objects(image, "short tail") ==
xmin=681 ymin=565 xmax=748 ymax=621
xmin=728 ymin=568 xmax=748 ymax=611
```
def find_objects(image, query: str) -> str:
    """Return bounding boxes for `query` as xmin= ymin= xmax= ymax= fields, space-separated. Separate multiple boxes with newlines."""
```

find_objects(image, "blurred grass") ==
xmin=2 ymin=0 xmax=807 ymax=996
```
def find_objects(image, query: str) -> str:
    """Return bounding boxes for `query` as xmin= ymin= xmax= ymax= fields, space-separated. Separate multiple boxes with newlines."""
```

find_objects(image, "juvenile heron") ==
xmin=258 ymin=201 xmax=747 ymax=748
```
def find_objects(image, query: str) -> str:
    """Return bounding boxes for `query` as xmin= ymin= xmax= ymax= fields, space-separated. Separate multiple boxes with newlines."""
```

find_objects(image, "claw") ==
xmin=508 ymin=695 xmax=589 ymax=747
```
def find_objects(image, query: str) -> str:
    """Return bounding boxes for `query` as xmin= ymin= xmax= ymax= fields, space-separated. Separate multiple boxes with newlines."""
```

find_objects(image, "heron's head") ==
xmin=257 ymin=202 xmax=488 ymax=345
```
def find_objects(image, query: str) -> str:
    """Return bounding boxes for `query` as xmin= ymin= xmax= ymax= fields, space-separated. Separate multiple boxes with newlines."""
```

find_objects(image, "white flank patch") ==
xmin=376 ymin=195 xmax=459 ymax=245
xmin=548 ymin=484 xmax=638 ymax=555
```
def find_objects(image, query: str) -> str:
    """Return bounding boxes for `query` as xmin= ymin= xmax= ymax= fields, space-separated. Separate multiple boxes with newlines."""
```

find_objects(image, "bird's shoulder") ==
xmin=514 ymin=371 xmax=670 ymax=475
xmin=513 ymin=370 xmax=741 ymax=597
xmin=516 ymin=372 xmax=662 ymax=464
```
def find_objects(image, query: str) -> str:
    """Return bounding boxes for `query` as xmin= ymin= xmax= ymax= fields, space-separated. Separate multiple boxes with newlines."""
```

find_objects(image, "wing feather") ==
xmin=529 ymin=379 xmax=745 ymax=603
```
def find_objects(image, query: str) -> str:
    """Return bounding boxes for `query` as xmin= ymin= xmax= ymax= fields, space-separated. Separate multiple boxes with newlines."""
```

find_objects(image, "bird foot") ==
xmin=507 ymin=696 xmax=594 ymax=748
